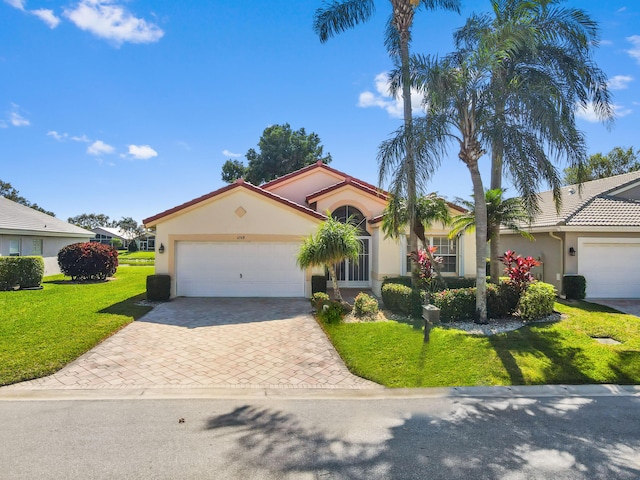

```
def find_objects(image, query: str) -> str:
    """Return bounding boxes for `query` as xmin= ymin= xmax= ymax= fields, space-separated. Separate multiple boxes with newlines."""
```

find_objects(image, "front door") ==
xmin=335 ymin=237 xmax=370 ymax=288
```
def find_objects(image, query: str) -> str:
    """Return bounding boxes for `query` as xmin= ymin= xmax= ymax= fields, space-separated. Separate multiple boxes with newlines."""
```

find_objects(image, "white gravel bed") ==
xmin=437 ymin=312 xmax=563 ymax=335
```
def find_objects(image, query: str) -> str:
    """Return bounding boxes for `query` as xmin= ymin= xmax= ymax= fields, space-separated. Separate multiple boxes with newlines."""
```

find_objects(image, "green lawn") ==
xmin=117 ymin=251 xmax=155 ymax=265
xmin=323 ymin=300 xmax=640 ymax=388
xmin=0 ymin=266 xmax=153 ymax=386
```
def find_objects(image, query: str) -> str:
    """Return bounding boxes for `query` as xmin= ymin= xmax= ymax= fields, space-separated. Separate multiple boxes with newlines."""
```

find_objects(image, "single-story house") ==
xmin=501 ymin=171 xmax=640 ymax=298
xmin=0 ymin=196 xmax=93 ymax=275
xmin=143 ymin=162 xmax=475 ymax=298
xmin=91 ymin=226 xmax=155 ymax=251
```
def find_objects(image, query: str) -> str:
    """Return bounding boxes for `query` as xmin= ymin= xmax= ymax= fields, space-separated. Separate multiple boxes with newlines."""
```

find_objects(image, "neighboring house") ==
xmin=143 ymin=162 xmax=475 ymax=298
xmin=501 ymin=171 xmax=640 ymax=298
xmin=0 ymin=196 xmax=93 ymax=275
xmin=91 ymin=227 xmax=155 ymax=251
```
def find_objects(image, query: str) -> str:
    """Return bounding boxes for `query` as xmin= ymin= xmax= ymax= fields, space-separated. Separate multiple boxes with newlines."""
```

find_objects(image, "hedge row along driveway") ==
xmin=0 ymin=266 xmax=153 ymax=386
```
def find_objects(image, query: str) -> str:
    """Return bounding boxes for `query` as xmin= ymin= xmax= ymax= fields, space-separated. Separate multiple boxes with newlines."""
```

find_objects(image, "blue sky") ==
xmin=1 ymin=0 xmax=639 ymax=225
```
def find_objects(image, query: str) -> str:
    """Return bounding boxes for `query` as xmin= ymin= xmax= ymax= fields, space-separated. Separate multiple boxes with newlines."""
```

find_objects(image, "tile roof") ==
xmin=306 ymin=177 xmax=389 ymax=203
xmin=0 ymin=196 xmax=93 ymax=237
xmin=523 ymin=170 xmax=640 ymax=229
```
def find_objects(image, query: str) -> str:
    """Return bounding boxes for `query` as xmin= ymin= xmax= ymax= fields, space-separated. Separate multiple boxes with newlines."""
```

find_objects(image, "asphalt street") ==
xmin=1 ymin=389 xmax=638 ymax=479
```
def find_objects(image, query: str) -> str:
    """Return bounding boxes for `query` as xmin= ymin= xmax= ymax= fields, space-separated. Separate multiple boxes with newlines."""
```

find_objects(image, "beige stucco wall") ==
xmin=265 ymin=169 xmax=344 ymax=205
xmin=0 ymin=234 xmax=91 ymax=276
xmin=314 ymin=186 xmax=387 ymax=220
xmin=371 ymin=226 xmax=404 ymax=296
xmin=152 ymin=187 xmax=322 ymax=297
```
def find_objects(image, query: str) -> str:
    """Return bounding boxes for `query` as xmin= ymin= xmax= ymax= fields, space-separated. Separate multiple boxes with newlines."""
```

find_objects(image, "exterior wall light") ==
xmin=568 ymin=247 xmax=576 ymax=256
xmin=159 ymin=243 xmax=165 ymax=254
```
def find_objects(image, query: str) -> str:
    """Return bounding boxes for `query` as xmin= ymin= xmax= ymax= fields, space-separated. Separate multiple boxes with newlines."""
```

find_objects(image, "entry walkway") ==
xmin=6 ymin=298 xmax=380 ymax=390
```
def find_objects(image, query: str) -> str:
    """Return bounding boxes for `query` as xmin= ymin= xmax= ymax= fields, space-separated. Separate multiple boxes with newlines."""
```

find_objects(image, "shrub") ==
xmin=58 ymin=242 xmax=118 ymax=281
xmin=518 ymin=282 xmax=556 ymax=321
xmin=311 ymin=292 xmax=330 ymax=311
xmin=317 ymin=300 xmax=344 ymax=324
xmin=440 ymin=277 xmax=476 ymax=290
xmin=501 ymin=250 xmax=540 ymax=292
xmin=563 ymin=275 xmax=586 ymax=300
xmin=127 ymin=241 xmax=139 ymax=253
xmin=431 ymin=288 xmax=476 ymax=322
xmin=381 ymin=283 xmax=427 ymax=317
xmin=146 ymin=274 xmax=171 ymax=301
xmin=0 ymin=256 xmax=44 ymax=290
xmin=311 ymin=275 xmax=327 ymax=295
xmin=381 ymin=276 xmax=413 ymax=288
xmin=486 ymin=282 xmax=520 ymax=318
xmin=353 ymin=292 xmax=379 ymax=317
xmin=110 ymin=238 xmax=123 ymax=249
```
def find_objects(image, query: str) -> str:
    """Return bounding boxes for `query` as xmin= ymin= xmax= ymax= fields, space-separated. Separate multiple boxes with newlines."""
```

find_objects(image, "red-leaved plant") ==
xmin=409 ymin=246 xmax=442 ymax=291
xmin=501 ymin=250 xmax=540 ymax=292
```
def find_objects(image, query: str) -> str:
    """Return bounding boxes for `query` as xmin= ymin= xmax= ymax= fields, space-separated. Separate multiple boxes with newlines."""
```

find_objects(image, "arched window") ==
xmin=331 ymin=205 xmax=369 ymax=236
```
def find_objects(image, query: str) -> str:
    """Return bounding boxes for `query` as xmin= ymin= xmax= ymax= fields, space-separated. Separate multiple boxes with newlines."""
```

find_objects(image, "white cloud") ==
xmin=608 ymin=75 xmax=633 ymax=90
xmin=64 ymin=0 xmax=164 ymax=46
xmin=4 ymin=0 xmax=26 ymax=11
xmin=600 ymin=39 xmax=613 ymax=46
xmin=71 ymin=134 xmax=91 ymax=142
xmin=576 ymin=102 xmax=630 ymax=122
xmin=87 ymin=140 xmax=115 ymax=155
xmin=9 ymin=111 xmax=29 ymax=127
xmin=47 ymin=130 xmax=67 ymax=141
xmin=222 ymin=149 xmax=242 ymax=158
xmin=626 ymin=35 xmax=640 ymax=63
xmin=31 ymin=9 xmax=61 ymax=28
xmin=617 ymin=7 xmax=627 ymax=13
xmin=358 ymin=72 xmax=423 ymax=118
xmin=127 ymin=144 xmax=157 ymax=160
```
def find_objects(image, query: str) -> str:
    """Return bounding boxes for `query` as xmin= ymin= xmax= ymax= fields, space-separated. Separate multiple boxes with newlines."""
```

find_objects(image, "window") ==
xmin=32 ymin=239 xmax=43 ymax=256
xmin=405 ymin=236 xmax=457 ymax=274
xmin=9 ymin=239 xmax=20 ymax=256
xmin=331 ymin=205 xmax=369 ymax=236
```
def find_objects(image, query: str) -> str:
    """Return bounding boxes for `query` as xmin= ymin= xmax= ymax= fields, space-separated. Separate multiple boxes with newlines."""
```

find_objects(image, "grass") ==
xmin=323 ymin=300 xmax=640 ymax=388
xmin=117 ymin=250 xmax=155 ymax=265
xmin=0 ymin=266 xmax=153 ymax=386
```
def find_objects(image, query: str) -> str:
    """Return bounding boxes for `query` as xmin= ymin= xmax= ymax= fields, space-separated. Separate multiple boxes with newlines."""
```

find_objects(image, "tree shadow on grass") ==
xmin=98 ymin=293 xmax=152 ymax=321
xmin=202 ymin=395 xmax=640 ymax=479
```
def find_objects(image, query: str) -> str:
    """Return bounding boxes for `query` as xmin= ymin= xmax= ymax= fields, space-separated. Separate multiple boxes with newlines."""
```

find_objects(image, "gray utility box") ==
xmin=422 ymin=304 xmax=441 ymax=342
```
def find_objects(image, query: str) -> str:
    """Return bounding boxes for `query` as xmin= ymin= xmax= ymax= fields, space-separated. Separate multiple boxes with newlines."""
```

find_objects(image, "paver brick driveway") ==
xmin=8 ymin=298 xmax=379 ymax=390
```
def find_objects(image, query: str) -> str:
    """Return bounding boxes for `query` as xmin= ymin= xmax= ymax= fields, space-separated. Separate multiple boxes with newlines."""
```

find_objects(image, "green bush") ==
xmin=381 ymin=283 xmax=427 ymax=317
xmin=127 ymin=241 xmax=139 ymax=253
xmin=381 ymin=276 xmax=413 ymax=288
xmin=353 ymin=292 xmax=379 ymax=317
xmin=487 ymin=282 xmax=520 ymax=318
xmin=317 ymin=300 xmax=344 ymax=324
xmin=519 ymin=282 xmax=556 ymax=321
xmin=58 ymin=242 xmax=118 ymax=281
xmin=0 ymin=256 xmax=45 ymax=290
xmin=146 ymin=274 xmax=171 ymax=301
xmin=110 ymin=238 xmax=123 ymax=249
xmin=311 ymin=275 xmax=327 ymax=294
xmin=311 ymin=292 xmax=330 ymax=311
xmin=563 ymin=275 xmax=586 ymax=300
xmin=432 ymin=287 xmax=476 ymax=322
xmin=440 ymin=277 xmax=476 ymax=290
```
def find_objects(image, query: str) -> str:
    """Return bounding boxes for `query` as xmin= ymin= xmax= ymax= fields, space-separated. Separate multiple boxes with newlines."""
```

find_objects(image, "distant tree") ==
xmin=68 ymin=213 xmax=115 ymax=230
xmin=0 ymin=179 xmax=55 ymax=217
xmin=221 ymin=159 xmax=247 ymax=183
xmin=110 ymin=238 xmax=123 ymax=249
xmin=563 ymin=147 xmax=640 ymax=184
xmin=221 ymin=124 xmax=332 ymax=185
xmin=116 ymin=217 xmax=144 ymax=240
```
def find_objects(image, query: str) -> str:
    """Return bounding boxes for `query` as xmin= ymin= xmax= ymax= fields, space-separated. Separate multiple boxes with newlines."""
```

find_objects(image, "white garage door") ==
xmin=176 ymin=242 xmax=304 ymax=297
xmin=578 ymin=237 xmax=640 ymax=298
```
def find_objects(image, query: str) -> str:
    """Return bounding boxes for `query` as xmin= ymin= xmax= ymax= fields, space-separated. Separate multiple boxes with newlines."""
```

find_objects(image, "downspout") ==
xmin=549 ymin=231 xmax=563 ymax=295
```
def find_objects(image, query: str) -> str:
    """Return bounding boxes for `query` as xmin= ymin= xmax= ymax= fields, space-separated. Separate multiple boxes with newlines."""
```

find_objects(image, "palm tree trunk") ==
xmin=329 ymin=265 xmax=343 ymax=302
xmin=468 ymin=159 xmax=488 ymax=324
xmin=489 ymin=95 xmax=505 ymax=284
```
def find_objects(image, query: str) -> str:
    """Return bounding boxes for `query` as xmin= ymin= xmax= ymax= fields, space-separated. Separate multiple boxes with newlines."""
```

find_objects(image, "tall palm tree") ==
xmin=448 ymin=189 xmax=533 ymax=278
xmin=297 ymin=215 xmax=362 ymax=303
xmin=314 ymin=0 xmax=460 ymax=286
xmin=382 ymin=193 xmax=451 ymax=287
xmin=454 ymin=0 xmax=613 ymax=282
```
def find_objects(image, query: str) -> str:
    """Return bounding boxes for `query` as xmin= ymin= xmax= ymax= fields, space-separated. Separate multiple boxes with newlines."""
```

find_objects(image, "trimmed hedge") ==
xmin=442 ymin=277 xmax=476 ymax=289
xmin=0 ymin=256 xmax=45 ymax=290
xmin=487 ymin=282 xmax=520 ymax=318
xmin=381 ymin=276 xmax=413 ymax=288
xmin=58 ymin=242 xmax=118 ymax=281
xmin=519 ymin=282 xmax=556 ymax=321
xmin=563 ymin=274 xmax=586 ymax=300
xmin=353 ymin=292 xmax=379 ymax=317
xmin=431 ymin=282 xmax=521 ymax=322
xmin=381 ymin=283 xmax=427 ymax=317
xmin=146 ymin=274 xmax=171 ymax=301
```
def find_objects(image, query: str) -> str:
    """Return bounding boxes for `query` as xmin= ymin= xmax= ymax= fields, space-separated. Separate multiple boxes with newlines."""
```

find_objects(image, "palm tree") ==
xmin=382 ymin=193 xmax=451 ymax=288
xmin=448 ymin=189 xmax=533 ymax=279
xmin=314 ymin=0 xmax=460 ymax=286
xmin=454 ymin=0 xmax=613 ymax=282
xmin=297 ymin=215 xmax=362 ymax=303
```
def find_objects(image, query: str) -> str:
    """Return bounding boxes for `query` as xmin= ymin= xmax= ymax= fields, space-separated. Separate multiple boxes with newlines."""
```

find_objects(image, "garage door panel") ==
xmin=578 ymin=238 xmax=640 ymax=298
xmin=176 ymin=242 xmax=304 ymax=297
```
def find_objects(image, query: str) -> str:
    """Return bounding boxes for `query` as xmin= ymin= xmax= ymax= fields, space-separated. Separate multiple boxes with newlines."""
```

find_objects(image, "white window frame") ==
xmin=403 ymin=235 xmax=458 ymax=276
xmin=32 ymin=238 xmax=43 ymax=256
xmin=9 ymin=239 xmax=21 ymax=257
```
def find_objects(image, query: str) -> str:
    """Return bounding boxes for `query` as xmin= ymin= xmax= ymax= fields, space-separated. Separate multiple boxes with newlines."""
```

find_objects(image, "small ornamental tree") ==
xmin=409 ymin=246 xmax=443 ymax=292
xmin=501 ymin=250 xmax=540 ymax=293
xmin=58 ymin=242 xmax=118 ymax=281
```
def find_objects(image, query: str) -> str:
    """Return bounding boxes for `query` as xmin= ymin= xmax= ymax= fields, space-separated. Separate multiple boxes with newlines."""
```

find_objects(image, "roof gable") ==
xmin=306 ymin=177 xmax=389 ymax=203
xmin=0 ymin=196 xmax=93 ymax=237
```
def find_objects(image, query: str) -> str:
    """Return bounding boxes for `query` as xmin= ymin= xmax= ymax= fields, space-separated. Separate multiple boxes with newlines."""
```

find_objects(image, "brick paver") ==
xmin=7 ymin=298 xmax=380 ymax=390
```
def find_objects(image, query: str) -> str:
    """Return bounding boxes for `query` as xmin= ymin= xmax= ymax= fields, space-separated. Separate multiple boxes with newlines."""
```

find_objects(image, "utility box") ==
xmin=422 ymin=304 xmax=441 ymax=342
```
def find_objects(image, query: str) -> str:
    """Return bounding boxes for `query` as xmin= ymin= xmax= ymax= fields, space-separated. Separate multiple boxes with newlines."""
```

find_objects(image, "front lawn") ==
xmin=323 ymin=300 xmax=640 ymax=387
xmin=117 ymin=251 xmax=155 ymax=265
xmin=0 ymin=266 xmax=153 ymax=386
